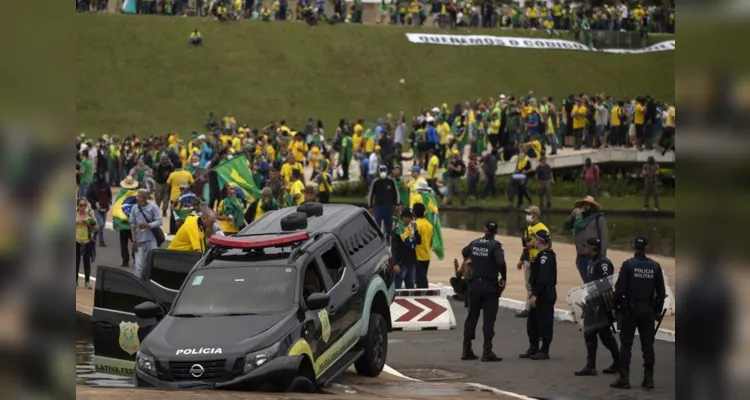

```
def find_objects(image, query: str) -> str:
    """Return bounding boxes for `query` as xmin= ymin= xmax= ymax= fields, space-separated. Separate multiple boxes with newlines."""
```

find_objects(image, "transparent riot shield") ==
xmin=566 ymin=274 xmax=618 ymax=334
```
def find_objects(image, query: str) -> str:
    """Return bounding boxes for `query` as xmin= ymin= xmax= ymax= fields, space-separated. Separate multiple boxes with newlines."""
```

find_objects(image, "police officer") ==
xmin=460 ymin=221 xmax=506 ymax=362
xmin=519 ymin=230 xmax=557 ymax=360
xmin=611 ymin=236 xmax=666 ymax=390
xmin=574 ymin=237 xmax=619 ymax=377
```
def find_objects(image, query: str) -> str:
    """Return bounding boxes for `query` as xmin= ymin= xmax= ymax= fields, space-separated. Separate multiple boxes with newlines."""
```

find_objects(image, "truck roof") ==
xmin=238 ymin=204 xmax=363 ymax=237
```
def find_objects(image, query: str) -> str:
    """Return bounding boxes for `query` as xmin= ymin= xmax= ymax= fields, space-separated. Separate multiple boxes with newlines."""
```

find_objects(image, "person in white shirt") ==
xmin=368 ymin=151 xmax=379 ymax=184
xmin=619 ymin=3 xmax=629 ymax=31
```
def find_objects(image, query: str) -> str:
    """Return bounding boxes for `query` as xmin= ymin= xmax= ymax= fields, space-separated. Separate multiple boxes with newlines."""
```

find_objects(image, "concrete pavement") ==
xmin=78 ymin=229 xmax=675 ymax=399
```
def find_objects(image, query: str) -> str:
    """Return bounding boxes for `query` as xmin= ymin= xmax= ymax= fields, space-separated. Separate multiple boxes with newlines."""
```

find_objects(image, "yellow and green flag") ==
xmin=215 ymin=154 xmax=262 ymax=201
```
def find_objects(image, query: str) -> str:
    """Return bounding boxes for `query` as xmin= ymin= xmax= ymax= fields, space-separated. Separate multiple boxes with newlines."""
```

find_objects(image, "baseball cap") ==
xmin=524 ymin=205 xmax=541 ymax=216
xmin=485 ymin=221 xmax=498 ymax=234
xmin=411 ymin=166 xmax=421 ymax=173
xmin=584 ymin=237 xmax=601 ymax=249
xmin=378 ymin=165 xmax=387 ymax=173
xmin=634 ymin=236 xmax=648 ymax=250
xmin=534 ymin=230 xmax=551 ymax=242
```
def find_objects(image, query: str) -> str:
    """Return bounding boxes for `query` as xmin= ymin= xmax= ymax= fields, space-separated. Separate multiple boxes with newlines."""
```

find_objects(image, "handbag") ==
xmin=138 ymin=205 xmax=166 ymax=247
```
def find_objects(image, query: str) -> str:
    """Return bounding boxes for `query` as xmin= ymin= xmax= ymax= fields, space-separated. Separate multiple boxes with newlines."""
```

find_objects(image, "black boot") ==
xmin=481 ymin=350 xmax=502 ymax=362
xmin=602 ymin=362 xmax=619 ymax=374
xmin=610 ymin=373 xmax=631 ymax=389
xmin=461 ymin=344 xmax=478 ymax=360
xmin=574 ymin=365 xmax=597 ymax=376
xmin=518 ymin=347 xmax=538 ymax=359
xmin=530 ymin=351 xmax=550 ymax=360
xmin=641 ymin=367 xmax=655 ymax=389
xmin=515 ymin=309 xmax=529 ymax=318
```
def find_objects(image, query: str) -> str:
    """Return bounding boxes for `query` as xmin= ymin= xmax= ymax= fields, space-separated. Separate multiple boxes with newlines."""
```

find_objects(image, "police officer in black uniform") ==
xmin=574 ymin=237 xmax=619 ymax=376
xmin=460 ymin=221 xmax=506 ymax=362
xmin=611 ymin=236 xmax=666 ymax=390
xmin=519 ymin=230 xmax=557 ymax=360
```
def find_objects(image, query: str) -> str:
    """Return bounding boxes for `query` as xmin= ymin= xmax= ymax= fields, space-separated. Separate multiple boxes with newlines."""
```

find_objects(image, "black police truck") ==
xmin=91 ymin=203 xmax=396 ymax=391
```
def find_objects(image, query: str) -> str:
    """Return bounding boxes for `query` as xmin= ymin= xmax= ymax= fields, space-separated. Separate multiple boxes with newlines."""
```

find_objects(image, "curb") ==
xmin=431 ymin=284 xmax=676 ymax=343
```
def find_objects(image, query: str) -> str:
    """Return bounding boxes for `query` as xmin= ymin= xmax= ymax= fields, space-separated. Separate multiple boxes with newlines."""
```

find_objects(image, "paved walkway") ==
xmin=76 ymin=381 xmax=521 ymax=400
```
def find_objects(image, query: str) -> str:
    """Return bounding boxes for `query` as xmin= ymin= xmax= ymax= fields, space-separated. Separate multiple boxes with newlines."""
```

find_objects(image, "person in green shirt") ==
xmin=340 ymin=133 xmax=353 ymax=181
xmin=78 ymin=151 xmax=94 ymax=198
xmin=392 ymin=163 xmax=409 ymax=207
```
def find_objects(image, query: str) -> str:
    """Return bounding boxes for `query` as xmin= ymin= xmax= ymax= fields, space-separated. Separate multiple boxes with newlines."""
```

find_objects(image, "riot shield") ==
xmin=566 ymin=274 xmax=618 ymax=334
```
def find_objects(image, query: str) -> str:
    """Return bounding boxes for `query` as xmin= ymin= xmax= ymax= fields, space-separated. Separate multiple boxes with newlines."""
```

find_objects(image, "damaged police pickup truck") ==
xmin=92 ymin=203 xmax=396 ymax=392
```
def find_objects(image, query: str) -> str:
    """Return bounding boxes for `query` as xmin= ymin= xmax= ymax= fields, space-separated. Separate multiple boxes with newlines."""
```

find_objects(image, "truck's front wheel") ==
xmin=285 ymin=375 xmax=315 ymax=393
xmin=354 ymin=313 xmax=388 ymax=377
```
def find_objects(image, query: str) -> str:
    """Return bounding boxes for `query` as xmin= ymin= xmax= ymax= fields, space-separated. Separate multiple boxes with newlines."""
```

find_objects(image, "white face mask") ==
xmin=525 ymin=215 xmax=534 ymax=224
xmin=379 ymin=172 xmax=387 ymax=179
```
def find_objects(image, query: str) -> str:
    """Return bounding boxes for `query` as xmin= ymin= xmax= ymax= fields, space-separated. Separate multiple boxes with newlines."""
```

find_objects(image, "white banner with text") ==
xmin=405 ymin=33 xmax=675 ymax=54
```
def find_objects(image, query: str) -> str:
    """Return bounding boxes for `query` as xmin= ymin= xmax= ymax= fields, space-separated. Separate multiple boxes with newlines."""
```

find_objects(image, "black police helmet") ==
xmin=534 ymin=230 xmax=551 ymax=243
xmin=634 ymin=236 xmax=648 ymax=250
xmin=485 ymin=221 xmax=498 ymax=234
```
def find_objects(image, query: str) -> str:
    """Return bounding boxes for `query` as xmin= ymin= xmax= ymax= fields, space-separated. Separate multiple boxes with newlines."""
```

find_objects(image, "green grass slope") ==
xmin=76 ymin=14 xmax=675 ymax=137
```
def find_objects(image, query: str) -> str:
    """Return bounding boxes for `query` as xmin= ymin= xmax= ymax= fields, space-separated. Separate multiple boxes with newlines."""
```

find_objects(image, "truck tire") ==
xmin=280 ymin=212 xmax=308 ymax=231
xmin=354 ymin=312 xmax=388 ymax=377
xmin=297 ymin=202 xmax=323 ymax=217
xmin=285 ymin=375 xmax=316 ymax=393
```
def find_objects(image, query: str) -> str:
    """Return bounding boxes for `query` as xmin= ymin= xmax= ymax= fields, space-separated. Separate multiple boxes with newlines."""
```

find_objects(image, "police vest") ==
xmin=469 ymin=238 xmax=497 ymax=279
xmin=628 ymin=257 xmax=659 ymax=302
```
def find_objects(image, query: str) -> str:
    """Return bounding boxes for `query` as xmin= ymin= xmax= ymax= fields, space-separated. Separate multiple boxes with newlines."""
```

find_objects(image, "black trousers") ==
xmin=119 ymin=230 xmax=133 ymax=266
xmin=76 ymin=242 xmax=92 ymax=283
xmin=527 ymin=298 xmax=555 ymax=353
xmin=318 ymin=191 xmax=330 ymax=204
xmin=584 ymin=327 xmax=619 ymax=368
xmin=463 ymin=279 xmax=499 ymax=351
xmin=618 ymin=312 xmax=656 ymax=375
xmin=415 ymin=260 xmax=430 ymax=288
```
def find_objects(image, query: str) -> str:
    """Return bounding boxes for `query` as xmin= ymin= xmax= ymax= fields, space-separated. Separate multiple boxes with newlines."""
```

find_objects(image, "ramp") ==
xmin=390 ymin=288 xmax=456 ymax=331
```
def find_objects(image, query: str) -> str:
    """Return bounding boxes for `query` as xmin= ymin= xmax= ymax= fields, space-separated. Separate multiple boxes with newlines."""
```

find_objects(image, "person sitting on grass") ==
xmin=189 ymin=29 xmax=202 ymax=46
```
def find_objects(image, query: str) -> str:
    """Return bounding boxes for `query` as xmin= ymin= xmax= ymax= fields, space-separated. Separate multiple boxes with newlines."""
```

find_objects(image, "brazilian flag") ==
xmin=112 ymin=188 xmax=138 ymax=231
xmin=215 ymin=154 xmax=262 ymax=201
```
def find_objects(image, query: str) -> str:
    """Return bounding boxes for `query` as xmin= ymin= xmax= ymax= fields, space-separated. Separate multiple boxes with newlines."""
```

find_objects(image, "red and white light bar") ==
xmin=209 ymin=232 xmax=310 ymax=249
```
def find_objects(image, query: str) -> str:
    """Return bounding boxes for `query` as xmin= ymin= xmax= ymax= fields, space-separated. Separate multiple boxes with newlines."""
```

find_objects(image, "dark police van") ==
xmin=92 ymin=203 xmax=395 ymax=391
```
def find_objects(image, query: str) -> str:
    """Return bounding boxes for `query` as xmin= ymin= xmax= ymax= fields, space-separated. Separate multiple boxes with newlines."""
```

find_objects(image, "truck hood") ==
xmin=142 ymin=312 xmax=295 ymax=358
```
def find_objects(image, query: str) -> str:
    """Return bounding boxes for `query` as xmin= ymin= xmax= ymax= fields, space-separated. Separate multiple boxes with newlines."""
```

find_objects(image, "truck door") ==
xmin=91 ymin=267 xmax=175 ymax=377
xmin=143 ymin=249 xmax=203 ymax=307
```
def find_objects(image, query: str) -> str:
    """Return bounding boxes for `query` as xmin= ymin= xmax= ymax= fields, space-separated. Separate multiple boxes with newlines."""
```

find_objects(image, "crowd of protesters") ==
xmin=75 ymin=90 xmax=675 ymax=212
xmin=76 ymin=1 xmax=675 ymax=34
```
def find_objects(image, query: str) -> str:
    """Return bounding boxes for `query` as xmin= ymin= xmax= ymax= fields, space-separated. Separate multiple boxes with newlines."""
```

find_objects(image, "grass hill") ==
xmin=76 ymin=14 xmax=675 ymax=137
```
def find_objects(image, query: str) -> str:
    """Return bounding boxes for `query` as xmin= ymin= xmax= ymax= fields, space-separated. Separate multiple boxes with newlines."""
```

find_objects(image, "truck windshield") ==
xmin=172 ymin=266 xmax=296 ymax=316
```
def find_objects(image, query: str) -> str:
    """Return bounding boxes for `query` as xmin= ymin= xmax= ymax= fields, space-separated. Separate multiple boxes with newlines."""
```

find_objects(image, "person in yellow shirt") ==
xmin=571 ymin=98 xmax=587 ymax=150
xmin=488 ymin=111 xmax=501 ymax=150
xmin=166 ymin=166 xmax=195 ymax=204
xmin=288 ymin=169 xmax=306 ymax=206
xmin=288 ymin=134 xmax=309 ymax=164
xmin=515 ymin=205 xmax=549 ymax=318
xmin=352 ymin=121 xmax=364 ymax=155
xmin=280 ymin=153 xmax=303 ymax=185
xmin=231 ymin=132 xmax=243 ymax=154
xmin=277 ymin=120 xmax=291 ymax=136
xmin=660 ymin=103 xmax=675 ymax=155
xmin=412 ymin=203 xmax=433 ymax=289
xmin=168 ymin=210 xmax=217 ymax=253
xmin=219 ymin=131 xmax=233 ymax=148
xmin=426 ymin=149 xmax=441 ymax=197
xmin=265 ymin=142 xmax=276 ymax=162
xmin=216 ymin=185 xmax=246 ymax=234
xmin=245 ymin=187 xmax=279 ymax=224
xmin=610 ymin=100 xmax=626 ymax=147
xmin=634 ymin=97 xmax=646 ymax=150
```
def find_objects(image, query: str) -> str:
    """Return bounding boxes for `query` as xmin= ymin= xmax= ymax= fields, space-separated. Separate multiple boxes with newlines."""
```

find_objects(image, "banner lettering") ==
xmin=405 ymin=33 xmax=675 ymax=54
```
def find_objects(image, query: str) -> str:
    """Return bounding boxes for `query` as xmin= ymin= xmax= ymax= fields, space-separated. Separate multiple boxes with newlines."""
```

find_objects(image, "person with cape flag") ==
xmin=113 ymin=176 xmax=139 ymax=267
xmin=245 ymin=187 xmax=280 ymax=224
xmin=217 ymin=185 xmax=247 ymax=235
xmin=317 ymin=159 xmax=333 ymax=204
xmin=410 ymin=180 xmax=445 ymax=261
